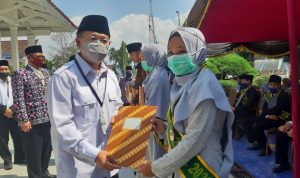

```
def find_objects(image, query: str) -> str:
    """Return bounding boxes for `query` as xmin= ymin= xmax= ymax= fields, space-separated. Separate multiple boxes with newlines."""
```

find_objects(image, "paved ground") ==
xmin=0 ymin=136 xmax=135 ymax=178
xmin=0 ymin=136 xmax=234 ymax=178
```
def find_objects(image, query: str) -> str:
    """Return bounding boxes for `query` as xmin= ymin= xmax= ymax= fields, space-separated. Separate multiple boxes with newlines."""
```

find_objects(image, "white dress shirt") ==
xmin=46 ymin=54 xmax=123 ymax=178
xmin=0 ymin=76 xmax=13 ymax=108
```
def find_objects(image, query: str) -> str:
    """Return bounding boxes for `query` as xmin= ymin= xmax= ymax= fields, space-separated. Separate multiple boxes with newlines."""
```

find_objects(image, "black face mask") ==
xmin=0 ymin=72 xmax=9 ymax=79
xmin=134 ymin=62 xmax=141 ymax=69
xmin=240 ymin=83 xmax=249 ymax=89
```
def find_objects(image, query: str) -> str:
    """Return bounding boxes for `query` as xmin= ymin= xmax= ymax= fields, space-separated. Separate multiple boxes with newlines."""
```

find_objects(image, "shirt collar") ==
xmin=28 ymin=64 xmax=37 ymax=72
xmin=27 ymin=64 xmax=39 ymax=72
xmin=75 ymin=53 xmax=108 ymax=76
xmin=0 ymin=76 xmax=10 ymax=83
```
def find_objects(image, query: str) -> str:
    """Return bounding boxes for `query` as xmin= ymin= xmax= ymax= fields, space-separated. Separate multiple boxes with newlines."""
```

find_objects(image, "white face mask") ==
xmin=82 ymin=40 xmax=108 ymax=64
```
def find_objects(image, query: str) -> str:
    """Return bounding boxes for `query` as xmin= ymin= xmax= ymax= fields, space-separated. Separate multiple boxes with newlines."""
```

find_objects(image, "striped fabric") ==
xmin=106 ymin=105 xmax=157 ymax=169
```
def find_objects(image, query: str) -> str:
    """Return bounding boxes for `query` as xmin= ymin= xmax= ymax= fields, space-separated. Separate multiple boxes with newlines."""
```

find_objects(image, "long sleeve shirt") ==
xmin=0 ymin=77 xmax=13 ymax=115
xmin=12 ymin=65 xmax=51 ymax=125
xmin=47 ymin=54 xmax=123 ymax=178
xmin=152 ymin=99 xmax=230 ymax=178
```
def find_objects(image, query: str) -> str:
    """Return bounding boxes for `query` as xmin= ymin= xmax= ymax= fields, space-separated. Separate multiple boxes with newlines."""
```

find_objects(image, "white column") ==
xmin=0 ymin=31 xmax=2 ymax=60
xmin=10 ymin=26 xmax=19 ymax=71
xmin=27 ymin=34 xmax=36 ymax=46
xmin=26 ymin=34 xmax=36 ymax=66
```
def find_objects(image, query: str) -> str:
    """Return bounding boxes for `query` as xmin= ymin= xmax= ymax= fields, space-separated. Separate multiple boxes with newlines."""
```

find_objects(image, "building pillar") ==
xmin=10 ymin=26 xmax=19 ymax=71
xmin=27 ymin=34 xmax=36 ymax=46
xmin=26 ymin=34 xmax=36 ymax=66
xmin=0 ymin=31 xmax=2 ymax=60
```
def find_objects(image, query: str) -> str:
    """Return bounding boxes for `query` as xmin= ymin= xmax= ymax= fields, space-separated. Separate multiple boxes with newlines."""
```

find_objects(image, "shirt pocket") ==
xmin=73 ymin=94 xmax=98 ymax=124
xmin=108 ymin=92 xmax=118 ymax=103
xmin=107 ymin=92 xmax=120 ymax=115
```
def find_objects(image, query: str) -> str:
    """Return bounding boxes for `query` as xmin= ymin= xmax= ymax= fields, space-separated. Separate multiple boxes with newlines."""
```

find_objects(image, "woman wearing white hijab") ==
xmin=136 ymin=44 xmax=171 ymax=178
xmin=138 ymin=27 xmax=234 ymax=178
xmin=141 ymin=44 xmax=170 ymax=122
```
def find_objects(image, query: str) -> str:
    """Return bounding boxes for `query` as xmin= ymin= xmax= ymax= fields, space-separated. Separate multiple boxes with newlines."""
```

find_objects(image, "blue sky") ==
xmin=52 ymin=0 xmax=195 ymax=22
xmin=37 ymin=0 xmax=195 ymax=57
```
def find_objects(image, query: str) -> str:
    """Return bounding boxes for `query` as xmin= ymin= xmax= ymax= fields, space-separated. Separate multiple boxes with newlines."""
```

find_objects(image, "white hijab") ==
xmin=169 ymin=27 xmax=234 ymax=176
xmin=142 ymin=44 xmax=171 ymax=121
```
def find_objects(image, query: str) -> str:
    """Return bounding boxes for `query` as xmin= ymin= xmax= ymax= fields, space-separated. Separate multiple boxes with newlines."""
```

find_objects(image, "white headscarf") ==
xmin=168 ymin=27 xmax=233 ymax=125
xmin=142 ymin=44 xmax=168 ymax=68
xmin=169 ymin=27 xmax=234 ymax=175
xmin=142 ymin=44 xmax=171 ymax=121
xmin=169 ymin=27 xmax=206 ymax=65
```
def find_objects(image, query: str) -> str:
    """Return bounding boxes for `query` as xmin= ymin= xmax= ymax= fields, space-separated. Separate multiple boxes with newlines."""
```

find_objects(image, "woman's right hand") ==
xmin=151 ymin=118 xmax=165 ymax=135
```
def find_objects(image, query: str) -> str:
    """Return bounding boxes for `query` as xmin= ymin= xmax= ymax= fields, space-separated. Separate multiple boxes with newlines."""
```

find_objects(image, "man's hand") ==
xmin=287 ymin=129 xmax=293 ymax=138
xmin=110 ymin=116 xmax=117 ymax=125
xmin=278 ymin=123 xmax=292 ymax=133
xmin=96 ymin=150 xmax=120 ymax=171
xmin=151 ymin=118 xmax=165 ymax=135
xmin=21 ymin=121 xmax=32 ymax=132
xmin=266 ymin=115 xmax=278 ymax=120
xmin=138 ymin=160 xmax=155 ymax=177
xmin=4 ymin=108 xmax=13 ymax=118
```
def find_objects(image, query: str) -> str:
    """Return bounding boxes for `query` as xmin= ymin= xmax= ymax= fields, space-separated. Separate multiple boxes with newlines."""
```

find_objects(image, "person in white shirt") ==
xmin=0 ymin=60 xmax=25 ymax=170
xmin=47 ymin=15 xmax=123 ymax=178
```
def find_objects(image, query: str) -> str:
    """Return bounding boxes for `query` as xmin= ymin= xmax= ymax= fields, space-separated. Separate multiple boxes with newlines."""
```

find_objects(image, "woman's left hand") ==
xmin=138 ymin=160 xmax=155 ymax=177
xmin=151 ymin=118 xmax=165 ymax=134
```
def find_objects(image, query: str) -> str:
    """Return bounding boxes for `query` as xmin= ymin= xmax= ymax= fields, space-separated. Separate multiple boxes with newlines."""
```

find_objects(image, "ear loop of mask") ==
xmin=190 ymin=47 xmax=205 ymax=56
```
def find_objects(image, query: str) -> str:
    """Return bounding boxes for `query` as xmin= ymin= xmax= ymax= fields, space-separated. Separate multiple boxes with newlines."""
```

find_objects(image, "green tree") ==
xmin=206 ymin=60 xmax=219 ymax=74
xmin=119 ymin=41 xmax=130 ymax=74
xmin=108 ymin=41 xmax=129 ymax=75
xmin=44 ymin=59 xmax=53 ymax=72
xmin=49 ymin=32 xmax=78 ymax=72
xmin=207 ymin=54 xmax=257 ymax=79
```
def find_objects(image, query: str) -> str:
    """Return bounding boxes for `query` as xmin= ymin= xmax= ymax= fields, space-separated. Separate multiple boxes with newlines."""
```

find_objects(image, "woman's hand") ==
xmin=151 ymin=118 xmax=165 ymax=134
xmin=138 ymin=160 xmax=155 ymax=177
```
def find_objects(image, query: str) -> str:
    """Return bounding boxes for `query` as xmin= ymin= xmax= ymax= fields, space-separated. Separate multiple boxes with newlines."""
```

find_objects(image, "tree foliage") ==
xmin=206 ymin=60 xmax=219 ymax=74
xmin=207 ymin=54 xmax=257 ymax=79
xmin=108 ymin=41 xmax=130 ymax=75
xmin=48 ymin=32 xmax=78 ymax=72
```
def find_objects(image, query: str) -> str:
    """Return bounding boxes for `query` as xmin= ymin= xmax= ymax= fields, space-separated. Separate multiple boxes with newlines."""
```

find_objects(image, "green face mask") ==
xmin=167 ymin=54 xmax=197 ymax=76
xmin=141 ymin=60 xmax=153 ymax=72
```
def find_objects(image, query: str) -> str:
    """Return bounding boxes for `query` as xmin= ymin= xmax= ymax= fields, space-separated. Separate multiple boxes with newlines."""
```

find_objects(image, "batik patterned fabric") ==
xmin=12 ymin=65 xmax=51 ymax=125
xmin=106 ymin=105 xmax=157 ymax=169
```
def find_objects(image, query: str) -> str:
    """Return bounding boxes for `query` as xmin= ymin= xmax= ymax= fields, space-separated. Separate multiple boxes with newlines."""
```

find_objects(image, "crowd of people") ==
xmin=232 ymin=74 xmax=293 ymax=173
xmin=0 ymin=13 xmax=296 ymax=178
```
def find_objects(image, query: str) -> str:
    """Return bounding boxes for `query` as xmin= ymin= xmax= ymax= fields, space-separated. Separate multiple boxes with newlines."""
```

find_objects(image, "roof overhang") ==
xmin=0 ymin=0 xmax=77 ymax=37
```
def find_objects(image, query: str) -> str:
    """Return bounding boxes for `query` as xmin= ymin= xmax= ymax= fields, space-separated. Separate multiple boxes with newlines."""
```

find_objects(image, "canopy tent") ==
xmin=186 ymin=0 xmax=300 ymax=177
xmin=0 ymin=0 xmax=76 ymax=70
xmin=186 ymin=0 xmax=300 ymax=57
